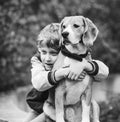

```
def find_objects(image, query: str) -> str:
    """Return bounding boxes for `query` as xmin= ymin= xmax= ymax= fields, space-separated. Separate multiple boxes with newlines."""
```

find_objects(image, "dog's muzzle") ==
xmin=63 ymin=39 xmax=71 ymax=45
xmin=62 ymin=32 xmax=69 ymax=38
xmin=62 ymin=32 xmax=70 ymax=45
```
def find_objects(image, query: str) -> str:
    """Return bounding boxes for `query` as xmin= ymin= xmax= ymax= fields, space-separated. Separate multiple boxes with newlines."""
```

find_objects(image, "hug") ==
xmin=24 ymin=16 xmax=109 ymax=122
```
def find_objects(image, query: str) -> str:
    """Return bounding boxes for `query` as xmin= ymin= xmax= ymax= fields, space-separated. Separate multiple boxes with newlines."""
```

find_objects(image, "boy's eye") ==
xmin=41 ymin=50 xmax=47 ymax=55
xmin=50 ymin=51 xmax=58 ymax=56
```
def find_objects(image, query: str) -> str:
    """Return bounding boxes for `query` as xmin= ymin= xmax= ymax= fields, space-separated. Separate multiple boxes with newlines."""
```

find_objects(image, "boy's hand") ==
xmin=55 ymin=66 xmax=70 ymax=82
xmin=67 ymin=59 xmax=87 ymax=80
xmin=55 ymin=66 xmax=87 ymax=82
xmin=55 ymin=58 xmax=91 ymax=82
xmin=77 ymin=71 xmax=87 ymax=81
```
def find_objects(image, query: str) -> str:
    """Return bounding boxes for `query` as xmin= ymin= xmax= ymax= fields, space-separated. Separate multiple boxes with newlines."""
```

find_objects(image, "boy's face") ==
xmin=39 ymin=46 xmax=59 ymax=71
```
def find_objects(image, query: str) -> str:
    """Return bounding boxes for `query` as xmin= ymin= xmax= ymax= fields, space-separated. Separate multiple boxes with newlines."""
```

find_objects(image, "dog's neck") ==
xmin=65 ymin=44 xmax=87 ymax=55
xmin=61 ymin=44 xmax=89 ymax=62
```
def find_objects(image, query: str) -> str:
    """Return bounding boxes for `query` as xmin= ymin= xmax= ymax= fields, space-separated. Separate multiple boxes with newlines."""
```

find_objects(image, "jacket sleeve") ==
xmin=92 ymin=60 xmax=109 ymax=82
xmin=26 ymin=87 xmax=49 ymax=113
xmin=31 ymin=56 xmax=54 ymax=91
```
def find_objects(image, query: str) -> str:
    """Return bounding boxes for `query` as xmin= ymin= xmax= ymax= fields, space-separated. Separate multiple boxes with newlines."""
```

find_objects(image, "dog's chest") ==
xmin=63 ymin=57 xmax=77 ymax=66
xmin=64 ymin=75 xmax=90 ymax=105
xmin=63 ymin=57 xmax=90 ymax=105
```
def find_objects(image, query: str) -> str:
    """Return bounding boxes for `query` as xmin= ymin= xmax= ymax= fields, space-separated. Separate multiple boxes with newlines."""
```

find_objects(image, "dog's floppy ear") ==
xmin=82 ymin=18 xmax=99 ymax=47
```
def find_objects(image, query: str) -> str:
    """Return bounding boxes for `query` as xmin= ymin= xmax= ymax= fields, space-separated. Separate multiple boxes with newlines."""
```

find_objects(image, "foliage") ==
xmin=0 ymin=0 xmax=120 ymax=91
xmin=100 ymin=94 xmax=120 ymax=122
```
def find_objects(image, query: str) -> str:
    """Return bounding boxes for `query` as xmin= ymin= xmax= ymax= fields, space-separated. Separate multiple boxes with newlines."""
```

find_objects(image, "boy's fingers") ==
xmin=68 ymin=72 xmax=77 ymax=80
xmin=68 ymin=72 xmax=73 ymax=79
xmin=72 ymin=74 xmax=79 ymax=80
xmin=67 ymin=70 xmax=87 ymax=80
xmin=81 ymin=76 xmax=85 ymax=79
xmin=70 ymin=74 xmax=76 ymax=80
xmin=81 ymin=71 xmax=84 ymax=75
xmin=62 ymin=64 xmax=70 ymax=68
xmin=78 ymin=74 xmax=86 ymax=80
xmin=83 ymin=71 xmax=87 ymax=75
xmin=81 ymin=71 xmax=86 ymax=77
xmin=74 ymin=75 xmax=79 ymax=80
xmin=64 ymin=68 xmax=70 ymax=77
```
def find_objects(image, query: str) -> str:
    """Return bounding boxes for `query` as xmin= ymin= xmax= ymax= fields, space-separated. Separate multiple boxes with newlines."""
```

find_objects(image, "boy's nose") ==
xmin=45 ymin=54 xmax=51 ymax=61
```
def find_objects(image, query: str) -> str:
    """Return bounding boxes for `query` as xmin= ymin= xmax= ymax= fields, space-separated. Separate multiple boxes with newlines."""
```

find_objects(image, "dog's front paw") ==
xmin=56 ymin=113 xmax=65 ymax=122
xmin=81 ymin=119 xmax=90 ymax=122
xmin=56 ymin=118 xmax=65 ymax=122
xmin=93 ymin=120 xmax=100 ymax=122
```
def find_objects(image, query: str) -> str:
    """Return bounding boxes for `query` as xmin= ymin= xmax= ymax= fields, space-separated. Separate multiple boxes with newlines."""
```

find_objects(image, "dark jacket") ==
xmin=26 ymin=87 xmax=49 ymax=114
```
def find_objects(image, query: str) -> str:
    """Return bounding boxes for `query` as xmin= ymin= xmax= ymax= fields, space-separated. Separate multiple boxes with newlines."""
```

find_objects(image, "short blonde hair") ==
xmin=37 ymin=23 xmax=61 ymax=51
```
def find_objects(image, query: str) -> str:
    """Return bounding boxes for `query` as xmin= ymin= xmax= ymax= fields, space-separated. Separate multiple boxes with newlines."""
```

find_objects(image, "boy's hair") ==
xmin=37 ymin=23 xmax=61 ymax=51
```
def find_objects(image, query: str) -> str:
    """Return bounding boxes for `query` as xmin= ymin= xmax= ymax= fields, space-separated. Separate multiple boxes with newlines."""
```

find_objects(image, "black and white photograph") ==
xmin=0 ymin=0 xmax=120 ymax=122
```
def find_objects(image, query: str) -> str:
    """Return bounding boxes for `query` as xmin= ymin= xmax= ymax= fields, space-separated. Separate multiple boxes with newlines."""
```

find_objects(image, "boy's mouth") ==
xmin=44 ymin=63 xmax=53 ymax=70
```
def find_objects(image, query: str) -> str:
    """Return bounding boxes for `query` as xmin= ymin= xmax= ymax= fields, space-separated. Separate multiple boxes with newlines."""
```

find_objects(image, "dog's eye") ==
xmin=73 ymin=24 xmax=79 ymax=28
xmin=62 ymin=25 xmax=66 ymax=29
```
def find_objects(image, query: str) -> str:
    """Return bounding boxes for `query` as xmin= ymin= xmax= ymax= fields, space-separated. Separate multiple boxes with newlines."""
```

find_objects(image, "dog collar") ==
xmin=61 ymin=45 xmax=88 ymax=61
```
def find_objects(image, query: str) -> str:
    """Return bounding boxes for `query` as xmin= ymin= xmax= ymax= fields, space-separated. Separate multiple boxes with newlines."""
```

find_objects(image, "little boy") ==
xmin=25 ymin=23 xmax=109 ymax=122
xmin=24 ymin=23 xmax=75 ymax=122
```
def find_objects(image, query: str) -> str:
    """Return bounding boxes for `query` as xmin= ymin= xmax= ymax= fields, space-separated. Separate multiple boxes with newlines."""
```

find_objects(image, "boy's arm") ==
xmin=31 ymin=56 xmax=54 ymax=91
xmin=91 ymin=60 xmax=109 ymax=81
xmin=67 ymin=59 xmax=109 ymax=81
xmin=31 ymin=56 xmax=67 ymax=91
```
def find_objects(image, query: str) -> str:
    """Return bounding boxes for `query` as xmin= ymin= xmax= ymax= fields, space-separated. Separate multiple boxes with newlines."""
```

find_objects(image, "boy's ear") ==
xmin=82 ymin=18 xmax=99 ymax=47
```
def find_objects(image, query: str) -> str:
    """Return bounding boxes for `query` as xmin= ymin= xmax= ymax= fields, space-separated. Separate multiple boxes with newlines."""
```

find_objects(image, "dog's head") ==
xmin=60 ymin=16 xmax=99 ymax=47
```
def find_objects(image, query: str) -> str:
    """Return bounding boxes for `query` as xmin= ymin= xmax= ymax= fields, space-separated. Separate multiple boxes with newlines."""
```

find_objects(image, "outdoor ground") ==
xmin=0 ymin=75 xmax=120 ymax=122
xmin=0 ymin=87 xmax=31 ymax=122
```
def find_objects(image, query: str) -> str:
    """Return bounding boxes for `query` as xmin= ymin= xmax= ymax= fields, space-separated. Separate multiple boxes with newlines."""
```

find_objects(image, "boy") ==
xmin=25 ymin=23 xmax=109 ymax=122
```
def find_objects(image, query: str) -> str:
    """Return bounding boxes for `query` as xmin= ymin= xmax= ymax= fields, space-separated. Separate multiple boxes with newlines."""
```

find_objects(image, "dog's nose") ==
xmin=62 ymin=32 xmax=69 ymax=38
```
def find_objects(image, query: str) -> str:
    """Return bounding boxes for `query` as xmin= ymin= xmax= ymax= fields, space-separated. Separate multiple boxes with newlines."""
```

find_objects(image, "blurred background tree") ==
xmin=0 ymin=0 xmax=120 ymax=91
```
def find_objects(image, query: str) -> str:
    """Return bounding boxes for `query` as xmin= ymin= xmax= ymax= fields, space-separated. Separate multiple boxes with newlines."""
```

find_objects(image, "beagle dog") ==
xmin=44 ymin=16 xmax=100 ymax=122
